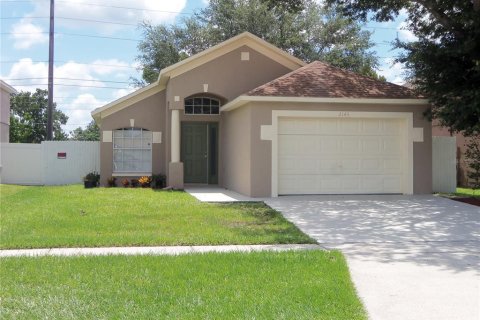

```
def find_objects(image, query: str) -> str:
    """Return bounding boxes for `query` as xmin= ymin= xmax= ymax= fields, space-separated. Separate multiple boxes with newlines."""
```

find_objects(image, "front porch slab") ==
xmin=185 ymin=186 xmax=259 ymax=202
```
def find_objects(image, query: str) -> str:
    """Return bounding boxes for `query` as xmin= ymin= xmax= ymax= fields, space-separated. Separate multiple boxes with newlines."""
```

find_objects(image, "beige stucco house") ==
xmin=92 ymin=32 xmax=432 ymax=197
xmin=0 ymin=80 xmax=16 ymax=143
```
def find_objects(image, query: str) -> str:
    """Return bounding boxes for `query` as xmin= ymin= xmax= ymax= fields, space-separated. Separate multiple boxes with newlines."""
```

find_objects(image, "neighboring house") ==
xmin=0 ymin=80 xmax=16 ymax=143
xmin=432 ymin=121 xmax=472 ymax=187
xmin=92 ymin=32 xmax=431 ymax=197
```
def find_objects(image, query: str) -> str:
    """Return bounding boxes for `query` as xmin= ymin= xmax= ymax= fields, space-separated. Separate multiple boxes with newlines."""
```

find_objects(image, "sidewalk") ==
xmin=0 ymin=244 xmax=322 ymax=257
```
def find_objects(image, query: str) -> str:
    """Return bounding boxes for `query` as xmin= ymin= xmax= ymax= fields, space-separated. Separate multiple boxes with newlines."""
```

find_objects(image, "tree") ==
xmin=262 ymin=0 xmax=305 ymax=13
xmin=70 ymin=120 xmax=100 ymax=141
xmin=326 ymin=0 xmax=480 ymax=136
xmin=465 ymin=137 xmax=480 ymax=192
xmin=136 ymin=0 xmax=382 ymax=86
xmin=9 ymin=89 xmax=68 ymax=143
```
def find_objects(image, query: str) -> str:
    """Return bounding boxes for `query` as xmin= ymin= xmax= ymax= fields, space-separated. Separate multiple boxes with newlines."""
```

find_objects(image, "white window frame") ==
xmin=184 ymin=97 xmax=220 ymax=115
xmin=112 ymin=128 xmax=152 ymax=176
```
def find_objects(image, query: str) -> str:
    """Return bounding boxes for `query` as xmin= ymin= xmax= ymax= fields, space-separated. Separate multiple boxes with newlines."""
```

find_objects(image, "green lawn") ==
xmin=453 ymin=187 xmax=479 ymax=197
xmin=0 ymin=251 xmax=367 ymax=320
xmin=0 ymin=185 xmax=314 ymax=249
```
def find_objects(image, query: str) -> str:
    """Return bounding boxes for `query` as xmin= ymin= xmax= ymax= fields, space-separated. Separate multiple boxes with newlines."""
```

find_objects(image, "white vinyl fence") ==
xmin=0 ymin=141 xmax=99 ymax=185
xmin=432 ymin=136 xmax=457 ymax=193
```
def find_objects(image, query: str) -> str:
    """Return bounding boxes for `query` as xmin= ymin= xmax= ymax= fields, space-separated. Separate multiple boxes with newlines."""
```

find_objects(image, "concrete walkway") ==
xmin=0 ymin=244 xmax=322 ymax=257
xmin=266 ymin=195 xmax=480 ymax=320
xmin=185 ymin=185 xmax=259 ymax=202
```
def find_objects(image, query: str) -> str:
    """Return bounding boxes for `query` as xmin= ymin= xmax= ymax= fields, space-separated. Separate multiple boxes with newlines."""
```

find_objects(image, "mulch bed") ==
xmin=450 ymin=197 xmax=480 ymax=207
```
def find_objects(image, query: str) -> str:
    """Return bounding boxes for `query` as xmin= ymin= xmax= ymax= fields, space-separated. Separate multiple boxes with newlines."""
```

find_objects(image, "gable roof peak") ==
xmin=157 ymin=32 xmax=305 ymax=85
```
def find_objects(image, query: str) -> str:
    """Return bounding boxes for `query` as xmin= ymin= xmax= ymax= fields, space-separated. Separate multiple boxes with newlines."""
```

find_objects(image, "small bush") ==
xmin=121 ymin=178 xmax=130 ymax=188
xmin=131 ymin=179 xmax=139 ymax=188
xmin=107 ymin=177 xmax=117 ymax=187
xmin=83 ymin=171 xmax=100 ymax=186
xmin=139 ymin=176 xmax=151 ymax=188
xmin=151 ymin=174 xmax=166 ymax=189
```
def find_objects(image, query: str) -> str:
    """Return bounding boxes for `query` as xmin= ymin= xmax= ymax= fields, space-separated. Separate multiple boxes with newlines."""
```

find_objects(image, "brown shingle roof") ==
xmin=247 ymin=61 xmax=420 ymax=99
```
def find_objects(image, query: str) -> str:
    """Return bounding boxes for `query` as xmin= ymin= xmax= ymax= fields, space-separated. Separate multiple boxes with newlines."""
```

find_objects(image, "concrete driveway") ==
xmin=265 ymin=195 xmax=480 ymax=320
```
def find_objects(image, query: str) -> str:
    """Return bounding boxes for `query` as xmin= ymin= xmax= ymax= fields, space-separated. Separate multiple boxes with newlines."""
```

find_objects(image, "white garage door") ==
xmin=278 ymin=117 xmax=405 ymax=194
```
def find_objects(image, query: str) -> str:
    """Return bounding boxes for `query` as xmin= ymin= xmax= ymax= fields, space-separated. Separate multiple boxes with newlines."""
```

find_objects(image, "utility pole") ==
xmin=47 ymin=0 xmax=54 ymax=140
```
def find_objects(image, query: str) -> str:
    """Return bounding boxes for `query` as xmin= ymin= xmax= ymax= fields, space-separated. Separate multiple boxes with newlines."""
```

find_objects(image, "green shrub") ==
xmin=83 ymin=171 xmax=100 ymax=186
xmin=151 ymin=174 xmax=166 ymax=189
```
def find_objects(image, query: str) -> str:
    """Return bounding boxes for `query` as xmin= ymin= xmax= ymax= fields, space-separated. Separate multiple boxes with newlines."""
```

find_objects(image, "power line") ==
xmin=3 ymin=31 xmax=397 ymax=45
xmin=0 ymin=32 xmax=48 ymax=35
xmin=1 ymin=17 xmax=399 ymax=32
xmin=0 ymin=16 xmax=48 ymax=19
xmin=57 ymin=16 xmax=138 ymax=26
xmin=58 ymin=32 xmax=140 ymax=41
xmin=1 ymin=31 xmax=141 ymax=41
xmin=0 ymin=16 xmax=138 ymax=26
xmin=5 ymin=77 xmax=132 ymax=84
xmin=0 ymin=0 xmax=194 ymax=15
xmin=0 ymin=60 xmax=138 ymax=69
xmin=55 ymin=1 xmax=193 ymax=15
xmin=11 ymin=83 xmax=131 ymax=89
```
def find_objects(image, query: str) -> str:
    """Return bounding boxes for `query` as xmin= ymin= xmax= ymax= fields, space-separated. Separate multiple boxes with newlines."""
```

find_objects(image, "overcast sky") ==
xmin=1 ymin=0 xmax=415 ymax=131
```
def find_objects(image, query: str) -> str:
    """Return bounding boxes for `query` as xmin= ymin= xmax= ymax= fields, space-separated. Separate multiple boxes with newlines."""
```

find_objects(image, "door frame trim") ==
xmin=268 ymin=110 xmax=414 ymax=197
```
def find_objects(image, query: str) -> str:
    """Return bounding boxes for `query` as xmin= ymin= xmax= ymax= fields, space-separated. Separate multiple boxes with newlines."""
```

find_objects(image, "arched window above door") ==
xmin=184 ymin=97 xmax=220 ymax=115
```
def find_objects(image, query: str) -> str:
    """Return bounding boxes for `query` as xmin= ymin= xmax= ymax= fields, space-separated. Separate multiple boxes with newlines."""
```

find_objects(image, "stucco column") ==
xmin=168 ymin=109 xmax=183 ymax=189
xmin=171 ymin=109 xmax=180 ymax=162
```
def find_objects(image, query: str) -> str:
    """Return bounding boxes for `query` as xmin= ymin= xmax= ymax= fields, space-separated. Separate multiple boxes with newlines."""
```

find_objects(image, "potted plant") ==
xmin=84 ymin=171 xmax=100 ymax=188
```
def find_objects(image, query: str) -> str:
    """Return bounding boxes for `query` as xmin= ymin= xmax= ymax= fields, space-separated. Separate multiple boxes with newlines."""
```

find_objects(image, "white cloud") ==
xmin=3 ymin=58 xmax=48 ymax=92
xmin=63 ymin=94 xmax=105 ymax=128
xmin=112 ymin=88 xmax=136 ymax=100
xmin=88 ymin=59 xmax=131 ymax=76
xmin=28 ymin=0 xmax=188 ymax=34
xmin=378 ymin=57 xmax=406 ymax=85
xmin=10 ymin=19 xmax=48 ymax=49
xmin=397 ymin=21 xmax=418 ymax=42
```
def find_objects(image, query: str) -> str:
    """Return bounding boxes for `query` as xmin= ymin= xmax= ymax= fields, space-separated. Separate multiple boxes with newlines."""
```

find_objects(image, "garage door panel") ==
xmin=279 ymin=174 xmax=403 ymax=194
xmin=279 ymin=157 xmax=402 ymax=175
xmin=340 ymin=119 xmax=361 ymax=134
xmin=383 ymin=137 xmax=402 ymax=154
xmin=341 ymin=138 xmax=362 ymax=153
xmin=361 ymin=158 xmax=382 ymax=171
xmin=321 ymin=139 xmax=339 ymax=153
xmin=384 ymin=158 xmax=402 ymax=171
xmin=363 ymin=139 xmax=382 ymax=153
xmin=278 ymin=117 xmax=405 ymax=195
xmin=362 ymin=119 xmax=381 ymax=134
xmin=341 ymin=159 xmax=360 ymax=171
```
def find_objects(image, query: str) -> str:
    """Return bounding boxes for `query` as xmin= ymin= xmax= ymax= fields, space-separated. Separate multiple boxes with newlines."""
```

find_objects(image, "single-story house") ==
xmin=0 ymin=80 xmax=16 ymax=143
xmin=92 ymin=32 xmax=431 ymax=197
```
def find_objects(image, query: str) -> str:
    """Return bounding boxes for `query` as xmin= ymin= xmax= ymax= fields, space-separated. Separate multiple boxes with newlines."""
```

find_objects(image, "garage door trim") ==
xmin=270 ymin=110 xmax=414 ymax=197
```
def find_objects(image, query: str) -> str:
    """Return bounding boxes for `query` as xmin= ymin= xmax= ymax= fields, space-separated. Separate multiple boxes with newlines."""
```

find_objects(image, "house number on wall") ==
xmin=338 ymin=112 xmax=350 ymax=117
